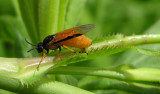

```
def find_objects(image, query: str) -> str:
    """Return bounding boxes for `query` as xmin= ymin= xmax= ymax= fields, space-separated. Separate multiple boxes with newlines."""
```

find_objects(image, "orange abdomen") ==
xmin=61 ymin=35 xmax=92 ymax=49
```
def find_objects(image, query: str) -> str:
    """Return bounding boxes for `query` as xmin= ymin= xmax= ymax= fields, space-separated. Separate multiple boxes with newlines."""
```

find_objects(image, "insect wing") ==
xmin=51 ymin=24 xmax=94 ymax=45
xmin=74 ymin=24 xmax=95 ymax=34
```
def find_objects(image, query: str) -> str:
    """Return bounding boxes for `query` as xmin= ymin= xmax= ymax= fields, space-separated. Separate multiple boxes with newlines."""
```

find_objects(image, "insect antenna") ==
xmin=27 ymin=48 xmax=37 ymax=52
xmin=25 ymin=38 xmax=37 ymax=46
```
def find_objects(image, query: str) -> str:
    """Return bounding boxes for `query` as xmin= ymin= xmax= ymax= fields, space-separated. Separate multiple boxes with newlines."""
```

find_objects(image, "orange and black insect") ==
xmin=25 ymin=24 xmax=94 ymax=70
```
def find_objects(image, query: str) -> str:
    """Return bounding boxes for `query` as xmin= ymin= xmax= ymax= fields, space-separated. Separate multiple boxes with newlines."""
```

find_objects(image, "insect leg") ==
xmin=58 ymin=46 xmax=63 ymax=60
xmin=37 ymin=53 xmax=47 ymax=71
xmin=80 ymin=48 xmax=88 ymax=55
xmin=62 ymin=45 xmax=77 ymax=53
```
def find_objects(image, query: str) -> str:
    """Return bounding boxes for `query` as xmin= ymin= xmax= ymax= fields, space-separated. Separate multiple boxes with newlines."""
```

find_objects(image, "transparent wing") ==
xmin=74 ymin=24 xmax=95 ymax=34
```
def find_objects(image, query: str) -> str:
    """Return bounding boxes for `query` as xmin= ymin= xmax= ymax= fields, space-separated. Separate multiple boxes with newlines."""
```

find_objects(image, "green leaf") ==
xmin=51 ymin=66 xmax=160 ymax=82
xmin=55 ymin=75 xmax=78 ymax=86
xmin=33 ymin=81 xmax=94 ymax=94
xmin=39 ymin=0 xmax=60 ymax=40
xmin=0 ymin=16 xmax=33 ymax=57
xmin=124 ymin=68 xmax=160 ymax=82
xmin=0 ymin=73 xmax=94 ymax=94
xmin=79 ymin=77 xmax=160 ymax=94
xmin=133 ymin=47 xmax=160 ymax=57
xmin=17 ymin=0 xmax=39 ymax=43
xmin=64 ymin=0 xmax=86 ymax=29
xmin=57 ymin=0 xmax=68 ymax=32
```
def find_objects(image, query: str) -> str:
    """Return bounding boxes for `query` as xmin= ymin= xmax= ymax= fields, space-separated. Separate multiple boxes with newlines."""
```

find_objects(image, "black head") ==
xmin=25 ymin=39 xmax=44 ymax=53
xmin=36 ymin=42 xmax=43 ymax=53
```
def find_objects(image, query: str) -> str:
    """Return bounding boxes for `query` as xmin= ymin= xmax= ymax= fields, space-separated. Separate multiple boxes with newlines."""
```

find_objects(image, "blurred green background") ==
xmin=0 ymin=0 xmax=160 ymax=93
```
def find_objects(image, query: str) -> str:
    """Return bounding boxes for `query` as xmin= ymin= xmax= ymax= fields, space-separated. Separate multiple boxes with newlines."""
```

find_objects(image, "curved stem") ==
xmin=88 ymin=34 xmax=160 ymax=52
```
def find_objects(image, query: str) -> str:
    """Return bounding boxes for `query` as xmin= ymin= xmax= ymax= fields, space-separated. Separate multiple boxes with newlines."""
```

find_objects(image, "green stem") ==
xmin=49 ymin=66 xmax=160 ymax=82
xmin=0 ymin=75 xmax=23 ymax=93
xmin=0 ymin=75 xmax=93 ymax=94
xmin=49 ymin=66 xmax=160 ymax=89
xmin=79 ymin=77 xmax=160 ymax=94
xmin=88 ymin=34 xmax=160 ymax=52
xmin=50 ymin=66 xmax=126 ymax=80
